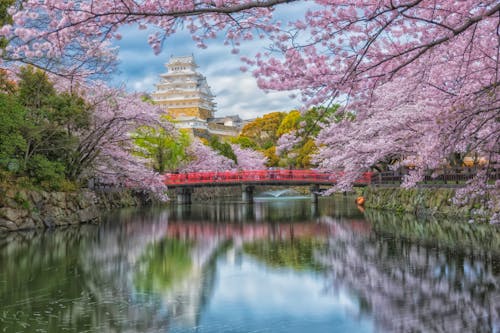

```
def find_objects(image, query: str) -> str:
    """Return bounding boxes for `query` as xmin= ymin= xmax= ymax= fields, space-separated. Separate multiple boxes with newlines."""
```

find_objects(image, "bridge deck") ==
xmin=164 ymin=170 xmax=372 ymax=188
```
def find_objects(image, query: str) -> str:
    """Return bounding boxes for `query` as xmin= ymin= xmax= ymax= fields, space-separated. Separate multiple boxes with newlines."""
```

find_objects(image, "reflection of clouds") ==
xmin=317 ymin=219 xmax=500 ymax=333
xmin=193 ymin=251 xmax=375 ymax=333
xmin=213 ymin=258 xmax=360 ymax=317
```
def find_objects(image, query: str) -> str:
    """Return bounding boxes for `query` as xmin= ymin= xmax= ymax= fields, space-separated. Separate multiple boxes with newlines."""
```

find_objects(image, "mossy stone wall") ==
xmin=0 ymin=188 xmax=143 ymax=231
xmin=360 ymin=187 xmax=483 ymax=219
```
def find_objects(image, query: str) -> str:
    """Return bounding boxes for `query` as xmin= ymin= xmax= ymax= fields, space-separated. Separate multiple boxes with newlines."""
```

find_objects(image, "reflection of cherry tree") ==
xmin=0 ymin=214 xmax=171 ymax=332
xmin=76 ymin=210 xmax=172 ymax=332
xmin=318 ymin=216 xmax=500 ymax=332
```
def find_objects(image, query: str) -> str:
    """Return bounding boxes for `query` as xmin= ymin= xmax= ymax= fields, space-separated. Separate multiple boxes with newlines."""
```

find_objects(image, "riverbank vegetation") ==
xmin=0 ymin=67 xmax=170 ymax=199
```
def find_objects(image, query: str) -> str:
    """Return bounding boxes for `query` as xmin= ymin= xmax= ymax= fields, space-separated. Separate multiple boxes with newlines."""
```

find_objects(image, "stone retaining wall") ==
xmin=360 ymin=187 xmax=497 ymax=222
xmin=0 ymin=188 xmax=143 ymax=231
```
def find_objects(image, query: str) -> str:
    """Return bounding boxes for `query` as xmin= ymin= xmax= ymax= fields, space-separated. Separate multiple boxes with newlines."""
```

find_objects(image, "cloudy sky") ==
xmin=111 ymin=3 xmax=311 ymax=120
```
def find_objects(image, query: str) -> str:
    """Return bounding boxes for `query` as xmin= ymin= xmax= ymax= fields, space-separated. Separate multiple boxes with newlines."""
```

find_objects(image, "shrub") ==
xmin=27 ymin=155 xmax=66 ymax=190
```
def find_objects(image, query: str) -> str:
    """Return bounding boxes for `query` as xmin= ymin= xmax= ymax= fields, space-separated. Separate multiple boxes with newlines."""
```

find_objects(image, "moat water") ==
xmin=0 ymin=196 xmax=499 ymax=332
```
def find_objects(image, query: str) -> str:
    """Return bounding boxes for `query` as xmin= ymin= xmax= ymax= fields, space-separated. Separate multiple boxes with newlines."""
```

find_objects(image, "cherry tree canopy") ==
xmin=231 ymin=144 xmax=268 ymax=170
xmin=58 ymin=81 xmax=172 ymax=200
xmin=315 ymin=78 xmax=498 ymax=186
xmin=181 ymin=139 xmax=236 ymax=172
xmin=0 ymin=1 xmax=497 ymax=97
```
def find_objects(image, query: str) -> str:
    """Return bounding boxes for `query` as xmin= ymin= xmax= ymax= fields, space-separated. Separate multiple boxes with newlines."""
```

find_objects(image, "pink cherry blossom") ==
xmin=50 ymin=78 xmax=174 ymax=201
xmin=181 ymin=139 xmax=236 ymax=172
xmin=231 ymin=144 xmax=267 ymax=170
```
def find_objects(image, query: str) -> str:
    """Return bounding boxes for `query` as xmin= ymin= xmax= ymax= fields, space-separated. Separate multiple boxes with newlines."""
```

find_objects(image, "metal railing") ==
xmin=370 ymin=167 xmax=500 ymax=187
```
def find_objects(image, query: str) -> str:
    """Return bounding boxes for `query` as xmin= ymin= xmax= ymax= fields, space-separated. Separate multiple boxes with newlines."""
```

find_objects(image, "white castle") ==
xmin=152 ymin=55 xmax=243 ymax=137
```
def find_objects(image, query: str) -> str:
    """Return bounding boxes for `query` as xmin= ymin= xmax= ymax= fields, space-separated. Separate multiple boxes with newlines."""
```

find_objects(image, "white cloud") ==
xmin=209 ymin=73 xmax=297 ymax=119
xmin=111 ymin=8 xmax=307 ymax=119
xmin=130 ymin=74 xmax=157 ymax=92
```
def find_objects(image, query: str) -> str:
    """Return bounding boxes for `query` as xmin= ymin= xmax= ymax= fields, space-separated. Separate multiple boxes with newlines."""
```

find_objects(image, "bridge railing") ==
xmin=163 ymin=170 xmax=374 ymax=186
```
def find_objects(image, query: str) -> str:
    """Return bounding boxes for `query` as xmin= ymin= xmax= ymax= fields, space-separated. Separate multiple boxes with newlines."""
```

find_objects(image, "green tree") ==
xmin=276 ymin=106 xmax=344 ymax=168
xmin=230 ymin=136 xmax=258 ymax=150
xmin=208 ymin=135 xmax=237 ymax=163
xmin=133 ymin=125 xmax=191 ymax=173
xmin=13 ymin=66 xmax=91 ymax=185
xmin=296 ymin=138 xmax=317 ymax=168
xmin=0 ymin=0 xmax=14 ymax=50
xmin=301 ymin=106 xmax=340 ymax=136
xmin=0 ymin=0 xmax=14 ymax=25
xmin=263 ymin=146 xmax=279 ymax=167
xmin=0 ymin=93 xmax=27 ymax=173
xmin=18 ymin=66 xmax=57 ymax=113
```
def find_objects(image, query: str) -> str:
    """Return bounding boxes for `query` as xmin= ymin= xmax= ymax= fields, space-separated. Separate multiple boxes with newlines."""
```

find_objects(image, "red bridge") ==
xmin=164 ymin=169 xmax=373 ymax=187
xmin=163 ymin=169 xmax=372 ymax=204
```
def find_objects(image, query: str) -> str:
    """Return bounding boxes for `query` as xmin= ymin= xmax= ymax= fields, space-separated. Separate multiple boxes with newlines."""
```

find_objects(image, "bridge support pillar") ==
xmin=242 ymin=185 xmax=255 ymax=204
xmin=176 ymin=187 xmax=193 ymax=205
xmin=310 ymin=184 xmax=320 ymax=204
xmin=311 ymin=203 xmax=319 ymax=218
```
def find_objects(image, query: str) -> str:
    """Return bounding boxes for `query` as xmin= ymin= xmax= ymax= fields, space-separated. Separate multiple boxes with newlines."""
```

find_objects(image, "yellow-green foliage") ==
xmin=132 ymin=124 xmax=191 ymax=173
xmin=276 ymin=110 xmax=301 ymax=136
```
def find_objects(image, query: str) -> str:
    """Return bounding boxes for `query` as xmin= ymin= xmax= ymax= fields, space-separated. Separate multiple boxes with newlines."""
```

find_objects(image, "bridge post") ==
xmin=310 ymin=184 xmax=320 ymax=204
xmin=176 ymin=187 xmax=193 ymax=204
xmin=241 ymin=185 xmax=255 ymax=204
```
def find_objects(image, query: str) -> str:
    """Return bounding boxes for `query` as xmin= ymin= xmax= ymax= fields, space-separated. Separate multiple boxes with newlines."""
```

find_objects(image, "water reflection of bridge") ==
xmin=167 ymin=222 xmax=333 ymax=242
xmin=168 ymin=197 xmax=366 ymax=224
xmin=167 ymin=221 xmax=372 ymax=246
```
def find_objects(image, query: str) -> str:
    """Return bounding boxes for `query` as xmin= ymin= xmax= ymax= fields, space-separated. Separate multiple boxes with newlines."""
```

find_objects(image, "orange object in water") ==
xmin=355 ymin=196 xmax=365 ymax=206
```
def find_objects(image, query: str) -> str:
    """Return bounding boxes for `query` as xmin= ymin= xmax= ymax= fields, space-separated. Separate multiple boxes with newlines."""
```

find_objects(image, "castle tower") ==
xmin=152 ymin=56 xmax=216 ymax=120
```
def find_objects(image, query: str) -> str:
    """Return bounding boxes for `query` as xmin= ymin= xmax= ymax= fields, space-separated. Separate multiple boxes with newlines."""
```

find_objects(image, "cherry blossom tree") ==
xmin=231 ymin=144 xmax=267 ymax=170
xmin=314 ymin=77 xmax=499 ymax=221
xmin=61 ymin=81 xmax=172 ymax=200
xmin=181 ymin=139 xmax=236 ymax=172
xmin=315 ymin=78 xmax=447 ymax=187
xmin=181 ymin=140 xmax=267 ymax=172
xmin=0 ymin=0 xmax=291 ymax=76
